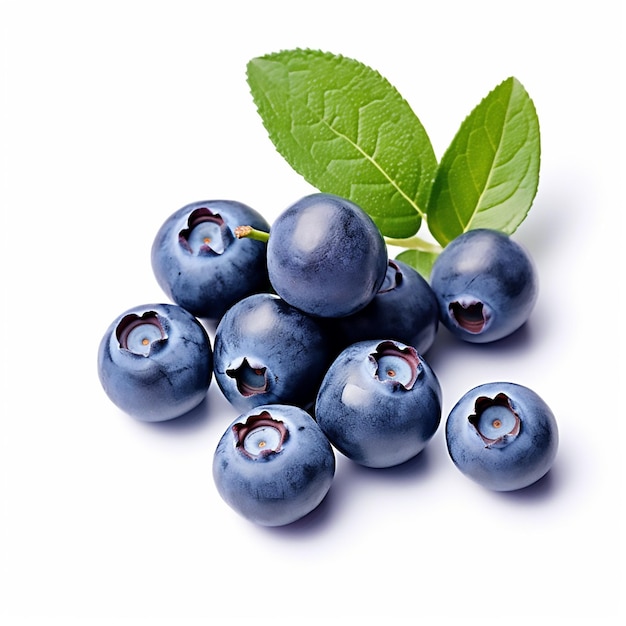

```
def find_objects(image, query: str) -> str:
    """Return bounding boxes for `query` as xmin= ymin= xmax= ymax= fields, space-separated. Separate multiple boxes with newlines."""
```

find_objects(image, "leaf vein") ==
xmin=320 ymin=117 xmax=424 ymax=218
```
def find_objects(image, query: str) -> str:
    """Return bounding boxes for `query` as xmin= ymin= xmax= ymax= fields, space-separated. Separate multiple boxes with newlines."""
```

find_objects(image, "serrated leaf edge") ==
xmin=246 ymin=49 xmax=435 ymax=225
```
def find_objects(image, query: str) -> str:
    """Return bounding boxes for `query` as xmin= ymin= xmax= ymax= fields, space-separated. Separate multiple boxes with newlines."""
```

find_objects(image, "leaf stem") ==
xmin=235 ymin=225 xmax=270 ymax=243
xmin=384 ymin=235 xmax=443 ymax=254
xmin=235 ymin=224 xmax=442 ymax=257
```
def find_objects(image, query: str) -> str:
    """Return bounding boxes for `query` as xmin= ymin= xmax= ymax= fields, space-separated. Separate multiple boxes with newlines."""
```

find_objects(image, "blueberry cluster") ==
xmin=97 ymin=192 xmax=558 ymax=526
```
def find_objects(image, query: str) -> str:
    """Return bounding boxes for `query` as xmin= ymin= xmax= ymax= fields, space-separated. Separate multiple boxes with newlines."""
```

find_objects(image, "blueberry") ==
xmin=329 ymin=259 xmax=439 ymax=355
xmin=266 ymin=193 xmax=388 ymax=318
xmin=315 ymin=339 xmax=442 ymax=468
xmin=213 ymin=293 xmax=332 ymax=412
xmin=151 ymin=200 xmax=271 ymax=320
xmin=430 ymin=229 xmax=538 ymax=343
xmin=97 ymin=303 xmax=213 ymax=421
xmin=212 ymin=404 xmax=335 ymax=526
xmin=445 ymin=382 xmax=558 ymax=491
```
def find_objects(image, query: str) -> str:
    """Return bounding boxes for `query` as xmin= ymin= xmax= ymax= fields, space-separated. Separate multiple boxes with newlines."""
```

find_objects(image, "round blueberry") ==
xmin=97 ymin=303 xmax=213 ymax=421
xmin=213 ymin=293 xmax=332 ymax=412
xmin=213 ymin=404 xmax=336 ymax=526
xmin=151 ymin=200 xmax=271 ymax=320
xmin=430 ymin=229 xmax=538 ymax=343
xmin=266 ymin=193 xmax=388 ymax=318
xmin=445 ymin=382 xmax=558 ymax=491
xmin=315 ymin=339 xmax=442 ymax=468
xmin=329 ymin=259 xmax=439 ymax=354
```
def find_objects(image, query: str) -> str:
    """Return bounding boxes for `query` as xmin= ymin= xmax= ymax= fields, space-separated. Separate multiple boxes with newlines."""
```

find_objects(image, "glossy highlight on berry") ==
xmin=266 ymin=193 xmax=388 ymax=318
xmin=315 ymin=339 xmax=442 ymax=468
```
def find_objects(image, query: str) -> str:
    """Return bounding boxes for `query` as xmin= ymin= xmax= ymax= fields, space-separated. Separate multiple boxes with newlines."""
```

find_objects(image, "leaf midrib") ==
xmin=458 ymin=84 xmax=524 ymax=233
xmin=316 ymin=114 xmax=426 ymax=219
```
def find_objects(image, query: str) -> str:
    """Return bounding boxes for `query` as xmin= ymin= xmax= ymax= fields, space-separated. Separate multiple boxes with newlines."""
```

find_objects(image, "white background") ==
xmin=1 ymin=1 xmax=624 ymax=625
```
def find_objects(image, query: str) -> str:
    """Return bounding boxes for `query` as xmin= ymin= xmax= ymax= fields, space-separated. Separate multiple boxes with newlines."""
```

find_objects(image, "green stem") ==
xmin=384 ymin=235 xmax=442 ymax=254
xmin=235 ymin=225 xmax=270 ymax=243
xmin=236 ymin=224 xmax=441 ymax=257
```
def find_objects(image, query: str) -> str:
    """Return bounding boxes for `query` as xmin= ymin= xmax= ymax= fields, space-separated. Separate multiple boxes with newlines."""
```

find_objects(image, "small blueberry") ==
xmin=445 ymin=382 xmax=558 ymax=491
xmin=430 ymin=229 xmax=538 ymax=343
xmin=151 ymin=200 xmax=271 ymax=320
xmin=213 ymin=404 xmax=336 ymax=526
xmin=97 ymin=303 xmax=213 ymax=421
xmin=315 ymin=339 xmax=442 ymax=468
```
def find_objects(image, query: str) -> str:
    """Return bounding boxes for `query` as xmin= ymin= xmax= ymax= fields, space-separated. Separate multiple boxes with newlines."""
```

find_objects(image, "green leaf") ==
xmin=427 ymin=77 xmax=540 ymax=246
xmin=247 ymin=49 xmax=437 ymax=238
xmin=395 ymin=248 xmax=440 ymax=280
